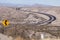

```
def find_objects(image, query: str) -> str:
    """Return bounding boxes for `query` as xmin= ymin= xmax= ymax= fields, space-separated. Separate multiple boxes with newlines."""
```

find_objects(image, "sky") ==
xmin=0 ymin=0 xmax=60 ymax=6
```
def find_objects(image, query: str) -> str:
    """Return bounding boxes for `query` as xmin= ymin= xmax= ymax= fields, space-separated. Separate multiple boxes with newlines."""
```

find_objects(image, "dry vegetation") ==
xmin=0 ymin=6 xmax=60 ymax=40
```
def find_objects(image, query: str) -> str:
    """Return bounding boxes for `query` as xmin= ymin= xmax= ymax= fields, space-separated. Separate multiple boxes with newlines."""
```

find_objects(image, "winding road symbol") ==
xmin=2 ymin=20 xmax=10 ymax=27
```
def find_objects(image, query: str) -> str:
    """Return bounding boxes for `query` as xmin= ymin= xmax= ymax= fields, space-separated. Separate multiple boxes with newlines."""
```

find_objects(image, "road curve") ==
xmin=20 ymin=10 xmax=56 ymax=25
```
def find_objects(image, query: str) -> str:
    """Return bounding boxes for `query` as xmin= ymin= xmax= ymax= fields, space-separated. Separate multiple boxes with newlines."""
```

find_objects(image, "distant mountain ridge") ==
xmin=0 ymin=3 xmax=59 ymax=7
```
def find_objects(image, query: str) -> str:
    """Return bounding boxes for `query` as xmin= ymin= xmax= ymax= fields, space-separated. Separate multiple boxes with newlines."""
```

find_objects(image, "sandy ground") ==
xmin=0 ymin=33 xmax=13 ymax=40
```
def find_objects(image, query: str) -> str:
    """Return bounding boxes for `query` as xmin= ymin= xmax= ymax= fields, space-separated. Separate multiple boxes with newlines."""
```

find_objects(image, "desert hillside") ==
xmin=0 ymin=6 xmax=60 ymax=40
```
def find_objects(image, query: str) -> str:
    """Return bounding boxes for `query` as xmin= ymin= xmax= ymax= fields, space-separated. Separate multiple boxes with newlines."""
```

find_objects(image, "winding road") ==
xmin=19 ymin=10 xmax=56 ymax=25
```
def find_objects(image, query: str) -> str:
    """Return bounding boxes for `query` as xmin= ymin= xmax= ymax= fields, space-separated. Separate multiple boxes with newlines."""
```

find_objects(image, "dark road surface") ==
xmin=20 ymin=10 xmax=56 ymax=25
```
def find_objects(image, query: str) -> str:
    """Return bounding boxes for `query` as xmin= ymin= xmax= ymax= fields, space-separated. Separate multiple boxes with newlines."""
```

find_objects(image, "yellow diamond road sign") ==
xmin=2 ymin=20 xmax=10 ymax=27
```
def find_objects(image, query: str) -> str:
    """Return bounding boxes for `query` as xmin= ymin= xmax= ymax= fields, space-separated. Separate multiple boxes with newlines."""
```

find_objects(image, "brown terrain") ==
xmin=0 ymin=5 xmax=60 ymax=40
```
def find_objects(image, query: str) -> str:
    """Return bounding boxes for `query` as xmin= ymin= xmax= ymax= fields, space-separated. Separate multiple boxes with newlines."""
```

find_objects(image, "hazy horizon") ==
xmin=0 ymin=0 xmax=60 ymax=6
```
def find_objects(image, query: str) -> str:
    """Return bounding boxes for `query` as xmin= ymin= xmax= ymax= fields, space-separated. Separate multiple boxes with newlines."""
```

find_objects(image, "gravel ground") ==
xmin=0 ymin=33 xmax=13 ymax=40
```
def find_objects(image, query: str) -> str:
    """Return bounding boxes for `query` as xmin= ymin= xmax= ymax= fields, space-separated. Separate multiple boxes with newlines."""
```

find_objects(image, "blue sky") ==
xmin=0 ymin=0 xmax=60 ymax=6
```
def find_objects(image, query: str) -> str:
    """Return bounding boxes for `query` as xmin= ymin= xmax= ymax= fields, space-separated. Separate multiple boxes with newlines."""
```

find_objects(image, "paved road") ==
xmin=20 ymin=10 xmax=56 ymax=25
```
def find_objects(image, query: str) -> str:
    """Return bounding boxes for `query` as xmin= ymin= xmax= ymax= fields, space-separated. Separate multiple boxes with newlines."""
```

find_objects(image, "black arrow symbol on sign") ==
xmin=5 ymin=20 xmax=7 ymax=25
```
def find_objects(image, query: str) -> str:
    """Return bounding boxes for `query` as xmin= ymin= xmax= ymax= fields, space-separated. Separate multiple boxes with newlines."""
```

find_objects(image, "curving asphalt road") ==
xmin=20 ymin=10 xmax=56 ymax=25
